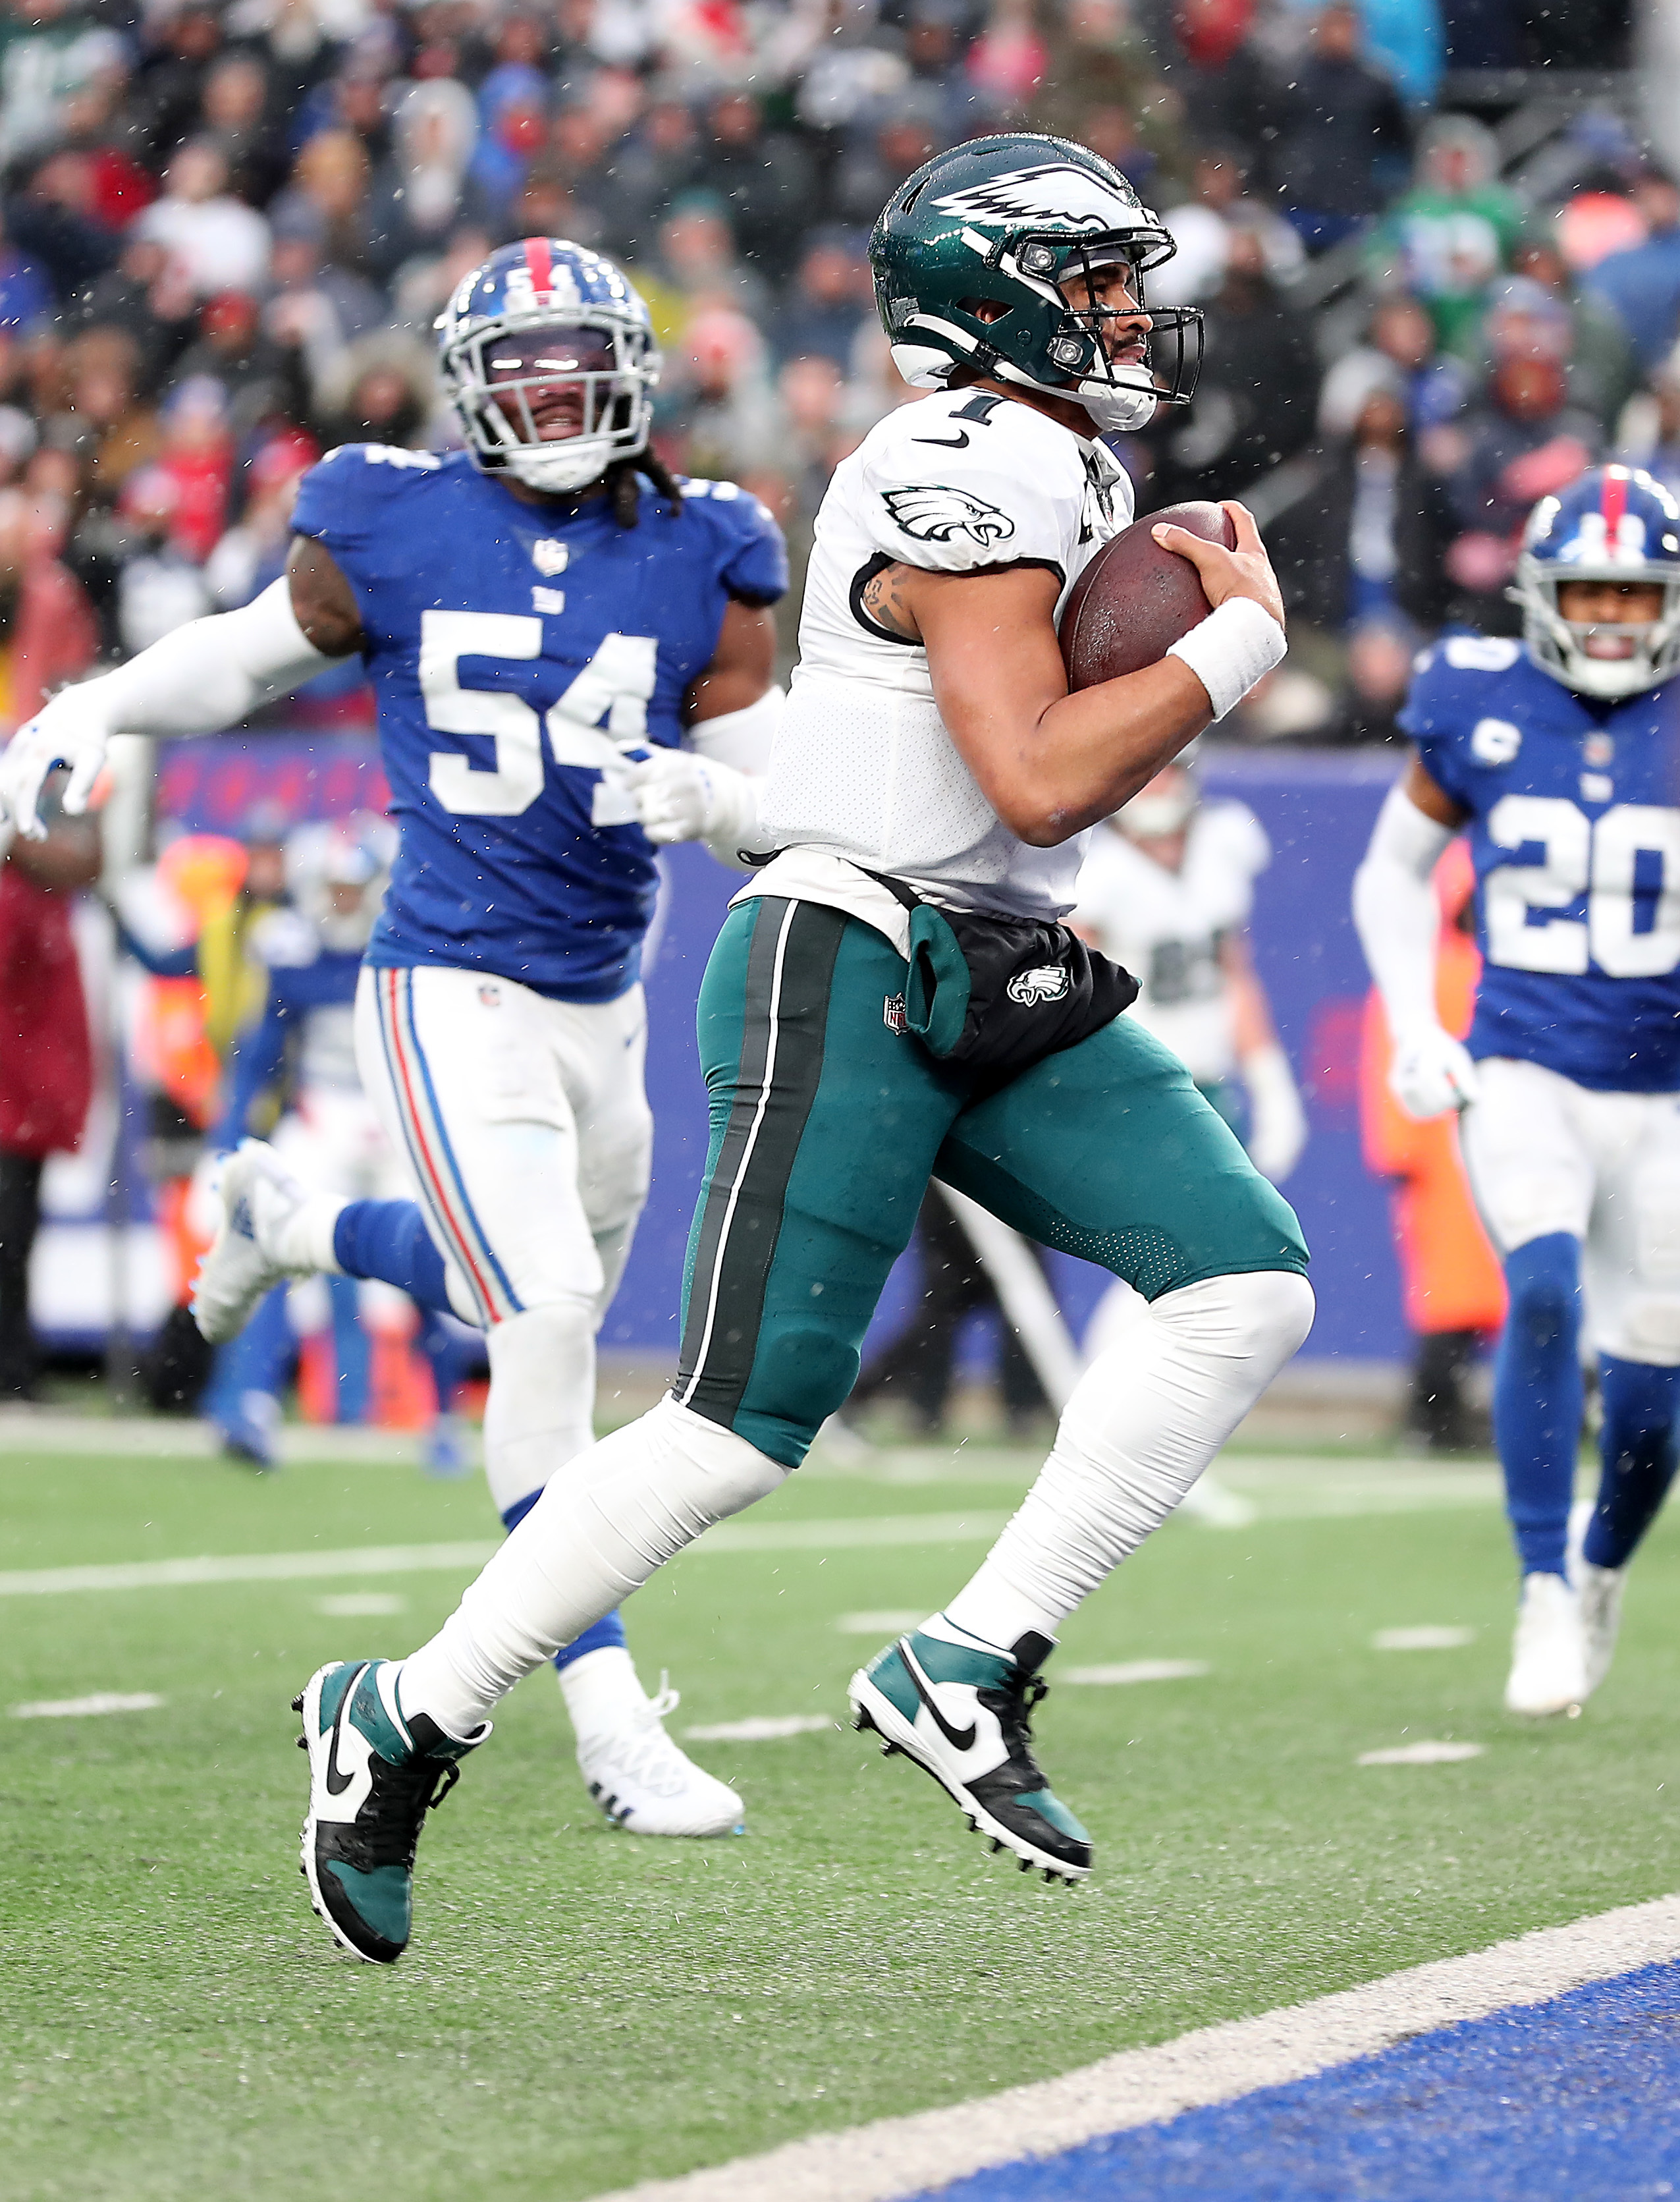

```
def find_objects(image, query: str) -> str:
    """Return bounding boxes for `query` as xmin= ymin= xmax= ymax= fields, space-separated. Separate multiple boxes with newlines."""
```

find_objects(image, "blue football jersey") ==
xmin=290 ymin=446 xmax=787 ymax=1001
xmin=1399 ymin=630 xmax=1680 ymax=1090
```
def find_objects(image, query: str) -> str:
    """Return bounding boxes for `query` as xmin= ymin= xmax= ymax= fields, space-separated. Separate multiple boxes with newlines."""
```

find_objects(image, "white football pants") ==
xmin=1460 ymin=1054 xmax=1680 ymax=1366
xmin=353 ymin=964 xmax=654 ymax=1510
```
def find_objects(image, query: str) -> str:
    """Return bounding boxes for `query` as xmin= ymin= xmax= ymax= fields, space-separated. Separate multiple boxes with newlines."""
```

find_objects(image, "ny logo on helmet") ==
xmin=930 ymin=162 xmax=1141 ymax=234
xmin=1006 ymin=965 xmax=1071 ymax=1006
xmin=1561 ymin=510 xmax=1648 ymax=565
xmin=882 ymin=484 xmax=1016 ymax=547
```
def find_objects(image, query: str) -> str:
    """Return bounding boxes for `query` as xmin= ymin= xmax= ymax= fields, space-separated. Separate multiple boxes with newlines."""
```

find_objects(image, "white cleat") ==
xmin=190 ymin=1140 xmax=310 ymax=1344
xmin=1565 ymin=1495 xmax=1626 ymax=1699
xmin=1575 ymin=1563 xmax=1626 ymax=1698
xmin=1504 ymin=1571 xmax=1588 ymax=1716
xmin=575 ymin=1676 xmax=742 ymax=1838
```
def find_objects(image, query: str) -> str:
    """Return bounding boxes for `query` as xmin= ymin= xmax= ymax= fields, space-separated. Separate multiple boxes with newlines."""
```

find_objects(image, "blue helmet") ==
xmin=1514 ymin=464 xmax=1680 ymax=698
xmin=436 ymin=238 xmax=661 ymax=497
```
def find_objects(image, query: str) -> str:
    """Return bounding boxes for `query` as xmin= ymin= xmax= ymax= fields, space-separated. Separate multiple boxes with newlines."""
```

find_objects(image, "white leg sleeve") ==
xmin=397 ymin=1398 xmax=786 ymax=1738
xmin=944 ymin=1270 xmax=1315 ymax=1647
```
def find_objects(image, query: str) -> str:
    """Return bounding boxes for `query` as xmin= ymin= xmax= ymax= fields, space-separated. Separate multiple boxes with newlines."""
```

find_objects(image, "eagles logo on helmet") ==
xmin=870 ymin=134 xmax=1203 ymax=436
xmin=1514 ymin=465 xmax=1680 ymax=700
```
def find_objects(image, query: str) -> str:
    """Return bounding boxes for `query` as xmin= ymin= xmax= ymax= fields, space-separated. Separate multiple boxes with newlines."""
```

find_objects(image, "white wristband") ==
xmin=1166 ymin=597 xmax=1287 ymax=723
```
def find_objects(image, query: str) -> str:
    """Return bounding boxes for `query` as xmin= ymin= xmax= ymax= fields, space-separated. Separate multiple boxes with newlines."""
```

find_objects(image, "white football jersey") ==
xmin=1072 ymin=800 xmax=1270 ymax=1084
xmin=760 ymin=386 xmax=1132 ymax=920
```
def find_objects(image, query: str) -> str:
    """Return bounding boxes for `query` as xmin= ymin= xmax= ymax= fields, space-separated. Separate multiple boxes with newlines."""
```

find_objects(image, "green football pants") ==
xmin=672 ymin=896 xmax=1309 ymax=1469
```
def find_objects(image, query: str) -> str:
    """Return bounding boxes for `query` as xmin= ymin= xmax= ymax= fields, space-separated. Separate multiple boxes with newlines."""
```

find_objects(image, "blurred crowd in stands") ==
xmin=0 ymin=0 xmax=1654 ymax=757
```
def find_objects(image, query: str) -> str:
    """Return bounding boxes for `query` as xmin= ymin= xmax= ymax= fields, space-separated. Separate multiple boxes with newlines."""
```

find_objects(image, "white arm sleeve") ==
xmin=685 ymin=682 xmax=785 ymax=777
xmin=0 ymin=576 xmax=348 ymax=833
xmin=74 ymin=576 xmax=343 ymax=736
xmin=1351 ymin=779 xmax=1457 ymax=1036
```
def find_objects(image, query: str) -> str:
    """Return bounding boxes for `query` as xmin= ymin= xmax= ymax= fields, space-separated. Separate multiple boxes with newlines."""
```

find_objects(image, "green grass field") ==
xmin=3 ymin=1432 xmax=1677 ymax=2201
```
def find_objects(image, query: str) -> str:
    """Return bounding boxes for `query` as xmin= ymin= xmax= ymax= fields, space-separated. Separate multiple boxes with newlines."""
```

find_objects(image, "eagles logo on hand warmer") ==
xmin=882 ymin=485 xmax=1016 ymax=549
xmin=1007 ymin=965 xmax=1073 ymax=1006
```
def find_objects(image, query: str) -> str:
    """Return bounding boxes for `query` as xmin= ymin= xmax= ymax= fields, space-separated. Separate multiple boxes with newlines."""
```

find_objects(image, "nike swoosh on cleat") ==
xmin=900 ymin=1641 xmax=977 ymax=1752
xmin=911 ymin=430 xmax=970 ymax=449
xmin=323 ymin=1664 xmax=369 ymax=1796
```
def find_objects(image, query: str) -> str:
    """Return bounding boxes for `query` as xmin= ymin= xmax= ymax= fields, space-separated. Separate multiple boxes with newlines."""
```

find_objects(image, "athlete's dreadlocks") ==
xmin=606 ymin=449 xmax=686 ymax=527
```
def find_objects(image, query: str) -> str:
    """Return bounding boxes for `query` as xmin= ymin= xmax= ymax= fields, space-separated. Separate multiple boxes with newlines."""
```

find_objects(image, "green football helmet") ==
xmin=870 ymin=133 xmax=1201 ymax=434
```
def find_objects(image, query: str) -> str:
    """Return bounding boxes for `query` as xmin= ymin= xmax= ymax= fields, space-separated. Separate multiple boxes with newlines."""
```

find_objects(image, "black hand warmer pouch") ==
xmin=871 ymin=871 xmax=1139 ymax=1087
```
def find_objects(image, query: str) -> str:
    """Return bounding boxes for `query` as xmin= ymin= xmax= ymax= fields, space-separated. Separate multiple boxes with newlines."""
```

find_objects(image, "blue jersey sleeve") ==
xmin=290 ymin=443 xmax=445 ymax=626
xmin=681 ymin=478 xmax=789 ymax=607
xmin=1396 ymin=632 xmax=1518 ymax=813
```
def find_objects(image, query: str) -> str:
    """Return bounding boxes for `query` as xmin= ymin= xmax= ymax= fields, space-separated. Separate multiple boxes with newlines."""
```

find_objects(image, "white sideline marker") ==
xmin=1064 ymin=1661 xmax=1210 ymax=1686
xmin=593 ymin=1893 xmax=1680 ymax=2202
xmin=317 ymin=1593 xmax=408 ymax=1617
xmin=12 ymin=1691 xmax=163 ymax=1720
xmin=834 ymin=1611 xmax=925 ymax=1636
xmin=1358 ymin=1740 xmax=1486 ymax=1766
xmin=1374 ymin=1626 xmax=1476 ymax=1651
xmin=683 ymin=1716 xmax=832 ymax=1742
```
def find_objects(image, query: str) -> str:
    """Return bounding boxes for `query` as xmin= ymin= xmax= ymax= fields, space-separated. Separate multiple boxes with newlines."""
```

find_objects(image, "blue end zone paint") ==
xmin=914 ymin=1961 xmax=1680 ymax=2201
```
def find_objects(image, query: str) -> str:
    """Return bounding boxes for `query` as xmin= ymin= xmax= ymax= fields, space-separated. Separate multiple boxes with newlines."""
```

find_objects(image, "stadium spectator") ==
xmin=0 ymin=771 xmax=97 ymax=1402
xmin=663 ymin=306 xmax=786 ymax=480
xmin=1166 ymin=0 xmax=1277 ymax=176
xmin=132 ymin=1 xmax=227 ymax=164
xmin=771 ymin=231 xmax=870 ymax=369
xmin=1368 ymin=114 xmax=1524 ymax=354
xmin=1443 ymin=287 xmax=1600 ymax=623
xmin=1583 ymin=165 xmax=1680 ymax=373
xmin=1507 ymin=236 xmax=1637 ymax=435
xmin=1318 ymin=291 xmax=1471 ymax=445
xmin=1151 ymin=145 xmax=1304 ymax=306
xmin=0 ymin=0 xmax=125 ymax=172
xmin=1154 ymin=227 xmax=1320 ymax=505
xmin=198 ymin=53 xmax=288 ymax=212
xmin=71 ymin=234 xmax=198 ymax=391
xmin=1272 ymin=371 xmax=1457 ymax=635
xmin=138 ymin=142 xmax=271 ymax=299
xmin=0 ymin=211 xmax=53 ymax=336
xmin=693 ymin=91 xmax=816 ymax=282
xmin=1266 ymin=1 xmax=1411 ymax=252
xmin=370 ymin=79 xmax=493 ymax=277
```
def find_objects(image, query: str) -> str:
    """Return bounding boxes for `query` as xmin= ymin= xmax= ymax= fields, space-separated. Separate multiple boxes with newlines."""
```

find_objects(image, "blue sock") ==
xmin=328 ymin=1273 xmax=371 ymax=1423
xmin=416 ymin=1306 xmax=479 ymax=1414
xmin=1494 ymin=1232 xmax=1583 ymax=1578
xmin=1586 ymin=1356 xmax=1680 ymax=1570
xmin=500 ymin=1486 xmax=627 ymax=1670
xmin=334 ymin=1199 xmax=452 ymax=1315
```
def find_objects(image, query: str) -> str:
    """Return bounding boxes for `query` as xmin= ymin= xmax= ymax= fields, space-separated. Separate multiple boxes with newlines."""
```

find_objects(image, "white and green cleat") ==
xmin=294 ymin=1659 xmax=486 ymax=1964
xmin=191 ymin=1139 xmax=309 ymax=1345
xmin=849 ymin=1625 xmax=1091 ymax=1883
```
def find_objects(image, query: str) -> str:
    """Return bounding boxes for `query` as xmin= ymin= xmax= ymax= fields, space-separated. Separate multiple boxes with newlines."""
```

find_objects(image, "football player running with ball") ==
xmin=265 ymin=135 xmax=1306 ymax=1965
xmin=1355 ymin=465 xmax=1680 ymax=1717
xmin=0 ymin=240 xmax=790 ymax=1847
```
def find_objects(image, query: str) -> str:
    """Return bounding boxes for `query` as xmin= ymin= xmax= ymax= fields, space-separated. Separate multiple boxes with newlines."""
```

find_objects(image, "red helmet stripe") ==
xmin=523 ymin=236 xmax=553 ymax=299
xmin=1601 ymin=466 xmax=1628 ymax=537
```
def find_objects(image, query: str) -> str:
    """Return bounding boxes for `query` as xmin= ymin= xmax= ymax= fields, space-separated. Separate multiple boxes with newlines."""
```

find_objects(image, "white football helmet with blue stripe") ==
xmin=1515 ymin=465 xmax=1680 ymax=699
xmin=437 ymin=238 xmax=662 ymax=497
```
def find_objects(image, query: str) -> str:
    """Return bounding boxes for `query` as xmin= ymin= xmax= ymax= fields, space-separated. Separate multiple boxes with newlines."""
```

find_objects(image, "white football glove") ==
xmin=628 ymin=747 xmax=759 ymax=854
xmin=1389 ymin=1024 xmax=1481 ymax=1120
xmin=1242 ymin=1043 xmax=1308 ymax=1183
xmin=0 ymin=686 xmax=113 ymax=838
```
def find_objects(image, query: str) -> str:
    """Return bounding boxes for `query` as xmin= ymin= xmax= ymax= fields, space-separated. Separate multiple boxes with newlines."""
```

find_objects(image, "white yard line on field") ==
xmin=593 ymin=1894 xmax=1680 ymax=2202
xmin=0 ymin=1514 xmax=1016 ymax=1598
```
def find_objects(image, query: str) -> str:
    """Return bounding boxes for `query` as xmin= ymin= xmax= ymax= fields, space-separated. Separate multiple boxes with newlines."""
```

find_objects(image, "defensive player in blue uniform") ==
xmin=1355 ymin=465 xmax=1680 ymax=1715
xmin=0 ymin=238 xmax=789 ymax=1840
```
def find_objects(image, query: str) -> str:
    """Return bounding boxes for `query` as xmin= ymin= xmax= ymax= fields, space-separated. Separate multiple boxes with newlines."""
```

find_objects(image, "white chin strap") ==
xmin=991 ymin=357 xmax=1158 ymax=435
xmin=499 ymin=435 xmax=616 ymax=494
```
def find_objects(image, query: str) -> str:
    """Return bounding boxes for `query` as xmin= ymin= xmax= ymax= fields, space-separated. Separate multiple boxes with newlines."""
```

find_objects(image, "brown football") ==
xmin=1060 ymin=500 xmax=1237 ymax=691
